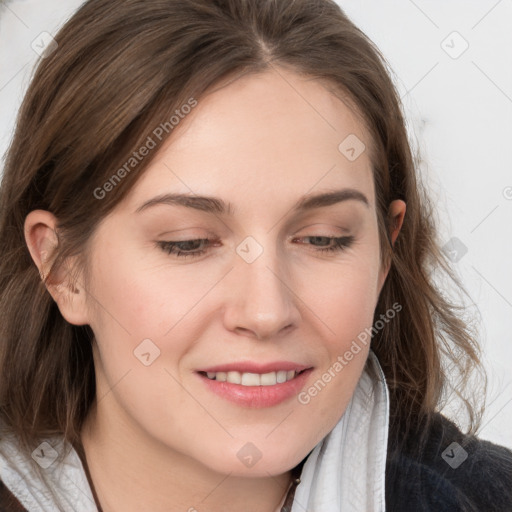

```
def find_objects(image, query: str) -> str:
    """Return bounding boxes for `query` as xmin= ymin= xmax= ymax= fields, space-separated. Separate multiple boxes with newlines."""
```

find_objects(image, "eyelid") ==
xmin=156 ymin=227 xmax=219 ymax=238
xmin=291 ymin=221 xmax=353 ymax=236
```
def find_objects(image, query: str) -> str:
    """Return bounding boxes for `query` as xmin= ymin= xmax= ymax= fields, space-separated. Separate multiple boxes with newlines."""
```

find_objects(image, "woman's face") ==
xmin=67 ymin=67 xmax=399 ymax=476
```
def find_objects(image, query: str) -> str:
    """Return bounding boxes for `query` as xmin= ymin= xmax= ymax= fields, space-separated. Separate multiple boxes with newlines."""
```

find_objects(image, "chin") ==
xmin=199 ymin=442 xmax=306 ymax=478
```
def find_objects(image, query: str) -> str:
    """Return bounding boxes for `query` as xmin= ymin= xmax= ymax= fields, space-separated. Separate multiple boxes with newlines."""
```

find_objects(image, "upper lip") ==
xmin=198 ymin=361 xmax=312 ymax=374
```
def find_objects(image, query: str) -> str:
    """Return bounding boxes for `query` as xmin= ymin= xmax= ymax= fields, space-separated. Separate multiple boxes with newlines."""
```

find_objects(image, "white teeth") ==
xmin=241 ymin=372 xmax=260 ymax=386
xmin=260 ymin=372 xmax=277 ymax=386
xmin=276 ymin=370 xmax=287 ymax=383
xmin=204 ymin=370 xmax=299 ymax=386
xmin=227 ymin=371 xmax=241 ymax=384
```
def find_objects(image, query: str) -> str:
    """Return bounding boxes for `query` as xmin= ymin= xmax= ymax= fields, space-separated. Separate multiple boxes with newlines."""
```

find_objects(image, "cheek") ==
xmin=319 ymin=278 xmax=377 ymax=335
xmin=86 ymin=242 xmax=204 ymax=338
xmin=84 ymin=242 xmax=224 ymax=400
xmin=295 ymin=278 xmax=377 ymax=444
xmin=301 ymin=252 xmax=381 ymax=342
xmin=295 ymin=250 xmax=380 ymax=408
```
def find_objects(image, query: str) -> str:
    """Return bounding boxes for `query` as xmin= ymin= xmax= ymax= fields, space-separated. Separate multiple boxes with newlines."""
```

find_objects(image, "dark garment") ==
xmin=1 ymin=413 xmax=512 ymax=511
xmin=385 ymin=413 xmax=512 ymax=511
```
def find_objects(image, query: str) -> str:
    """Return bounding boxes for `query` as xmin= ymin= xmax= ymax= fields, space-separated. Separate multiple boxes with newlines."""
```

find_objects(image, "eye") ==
xmin=157 ymin=238 xmax=215 ymax=259
xmin=293 ymin=235 xmax=355 ymax=253
xmin=157 ymin=235 xmax=354 ymax=259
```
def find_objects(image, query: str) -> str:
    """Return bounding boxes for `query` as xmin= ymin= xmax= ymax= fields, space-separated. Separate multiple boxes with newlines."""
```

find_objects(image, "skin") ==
xmin=25 ymin=66 xmax=405 ymax=512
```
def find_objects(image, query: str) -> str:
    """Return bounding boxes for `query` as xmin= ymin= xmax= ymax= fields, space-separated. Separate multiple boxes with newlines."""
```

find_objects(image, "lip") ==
xmin=198 ymin=361 xmax=311 ymax=374
xmin=196 ymin=366 xmax=314 ymax=408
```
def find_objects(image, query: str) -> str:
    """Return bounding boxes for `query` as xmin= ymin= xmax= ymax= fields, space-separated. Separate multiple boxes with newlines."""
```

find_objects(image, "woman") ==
xmin=0 ymin=0 xmax=511 ymax=510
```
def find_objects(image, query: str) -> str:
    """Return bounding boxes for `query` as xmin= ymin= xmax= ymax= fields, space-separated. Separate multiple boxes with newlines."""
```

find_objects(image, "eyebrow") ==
xmin=134 ymin=188 xmax=369 ymax=216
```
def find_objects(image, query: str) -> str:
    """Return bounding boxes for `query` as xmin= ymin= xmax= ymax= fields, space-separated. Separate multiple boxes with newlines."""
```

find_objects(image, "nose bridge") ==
xmin=227 ymin=234 xmax=299 ymax=339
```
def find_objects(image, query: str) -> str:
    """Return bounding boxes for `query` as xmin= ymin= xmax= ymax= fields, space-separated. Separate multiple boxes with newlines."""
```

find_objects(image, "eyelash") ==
xmin=157 ymin=235 xmax=355 ymax=259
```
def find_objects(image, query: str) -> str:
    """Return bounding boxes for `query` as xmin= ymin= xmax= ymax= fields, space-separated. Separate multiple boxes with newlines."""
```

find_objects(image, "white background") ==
xmin=1 ymin=0 xmax=511 ymax=449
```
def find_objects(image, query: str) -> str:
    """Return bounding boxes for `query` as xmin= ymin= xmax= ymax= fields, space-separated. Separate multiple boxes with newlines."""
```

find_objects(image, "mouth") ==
xmin=195 ymin=365 xmax=314 ymax=408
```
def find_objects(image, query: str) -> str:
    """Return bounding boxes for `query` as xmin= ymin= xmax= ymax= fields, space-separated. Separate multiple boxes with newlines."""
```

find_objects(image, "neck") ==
xmin=76 ymin=400 xmax=297 ymax=512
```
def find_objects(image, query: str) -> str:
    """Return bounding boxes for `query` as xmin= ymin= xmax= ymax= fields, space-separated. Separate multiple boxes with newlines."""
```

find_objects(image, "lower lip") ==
xmin=197 ymin=369 xmax=313 ymax=408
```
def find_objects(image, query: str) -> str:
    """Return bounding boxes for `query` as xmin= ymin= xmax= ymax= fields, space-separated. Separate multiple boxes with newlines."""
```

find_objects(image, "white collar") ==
xmin=0 ymin=428 xmax=95 ymax=511
xmin=0 ymin=351 xmax=389 ymax=512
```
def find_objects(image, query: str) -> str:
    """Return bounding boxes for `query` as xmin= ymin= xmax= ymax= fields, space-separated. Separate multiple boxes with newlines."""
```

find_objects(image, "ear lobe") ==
xmin=24 ymin=209 xmax=90 ymax=326
xmin=45 ymin=255 xmax=89 ymax=326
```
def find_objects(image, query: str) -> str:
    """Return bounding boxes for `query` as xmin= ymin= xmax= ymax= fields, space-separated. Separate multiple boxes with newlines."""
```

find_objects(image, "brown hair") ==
xmin=0 ymin=0 xmax=485 ymax=468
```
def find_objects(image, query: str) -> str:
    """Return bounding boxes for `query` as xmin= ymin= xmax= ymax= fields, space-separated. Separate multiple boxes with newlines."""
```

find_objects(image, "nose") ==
xmin=223 ymin=243 xmax=301 ymax=341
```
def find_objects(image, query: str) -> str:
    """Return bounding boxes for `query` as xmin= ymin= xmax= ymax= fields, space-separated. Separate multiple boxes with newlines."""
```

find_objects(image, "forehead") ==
xmin=122 ymin=67 xmax=375 ymax=215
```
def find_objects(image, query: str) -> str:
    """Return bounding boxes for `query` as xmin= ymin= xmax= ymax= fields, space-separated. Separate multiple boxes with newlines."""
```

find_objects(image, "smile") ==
xmin=196 ymin=364 xmax=313 ymax=408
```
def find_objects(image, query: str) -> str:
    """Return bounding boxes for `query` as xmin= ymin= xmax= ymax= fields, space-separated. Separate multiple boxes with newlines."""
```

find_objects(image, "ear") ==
xmin=24 ymin=209 xmax=89 ymax=326
xmin=377 ymin=199 xmax=406 ymax=294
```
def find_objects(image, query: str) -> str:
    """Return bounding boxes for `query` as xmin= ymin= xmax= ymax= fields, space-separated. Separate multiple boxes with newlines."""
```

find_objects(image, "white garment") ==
xmin=0 ymin=350 xmax=389 ymax=512
xmin=0 ymin=428 xmax=96 ymax=511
